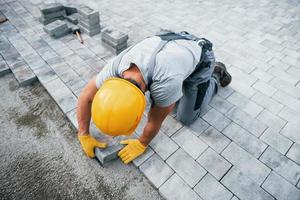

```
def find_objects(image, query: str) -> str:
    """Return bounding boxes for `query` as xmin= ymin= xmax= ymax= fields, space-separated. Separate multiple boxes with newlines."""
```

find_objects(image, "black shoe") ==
xmin=213 ymin=61 xmax=232 ymax=87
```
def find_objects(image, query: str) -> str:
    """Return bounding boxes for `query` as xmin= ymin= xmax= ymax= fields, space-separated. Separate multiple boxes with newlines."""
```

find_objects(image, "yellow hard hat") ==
xmin=91 ymin=77 xmax=146 ymax=136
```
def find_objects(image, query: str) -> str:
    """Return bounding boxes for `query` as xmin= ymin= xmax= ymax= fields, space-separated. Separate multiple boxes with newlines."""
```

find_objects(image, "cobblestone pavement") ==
xmin=0 ymin=0 xmax=300 ymax=199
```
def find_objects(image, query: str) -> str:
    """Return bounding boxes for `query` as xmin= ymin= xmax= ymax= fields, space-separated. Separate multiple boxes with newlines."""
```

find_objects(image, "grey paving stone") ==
xmin=41 ymin=10 xmax=66 ymax=20
xmin=140 ymin=154 xmax=174 ymax=188
xmin=0 ymin=60 xmax=10 ymax=76
xmin=229 ymin=66 xmax=257 ymax=86
xmin=35 ymin=66 xmax=58 ymax=85
xmin=280 ymin=123 xmax=300 ymax=144
xmin=102 ymin=28 xmax=129 ymax=45
xmin=166 ymin=148 xmax=206 ymax=187
xmin=150 ymin=131 xmax=178 ymax=160
xmin=66 ymin=108 xmax=78 ymax=129
xmin=221 ymin=167 xmax=274 ymax=200
xmin=257 ymin=109 xmax=286 ymax=132
xmin=43 ymin=20 xmax=71 ymax=38
xmin=172 ymin=127 xmax=208 ymax=159
xmin=197 ymin=148 xmax=232 ymax=180
xmin=78 ymin=19 xmax=100 ymax=30
xmin=222 ymin=123 xmax=267 ymax=158
xmin=159 ymin=174 xmax=201 ymax=200
xmin=39 ymin=3 xmax=64 ymax=15
xmin=287 ymin=143 xmax=300 ymax=165
xmin=269 ymin=77 xmax=300 ymax=99
xmin=44 ymin=78 xmax=77 ymax=113
xmin=64 ymin=4 xmax=78 ymax=15
xmin=262 ymin=171 xmax=300 ymax=200
xmin=12 ymin=66 xmax=37 ymax=86
xmin=225 ymin=107 xmax=267 ymax=137
xmin=188 ymin=117 xmax=210 ymax=136
xmin=194 ymin=173 xmax=233 ymax=200
xmin=250 ymin=68 xmax=273 ymax=82
xmin=278 ymin=107 xmax=300 ymax=124
xmin=229 ymin=80 xmax=256 ymax=98
xmin=202 ymin=108 xmax=231 ymax=131
xmin=260 ymin=128 xmax=293 ymax=155
xmin=268 ymin=66 xmax=299 ymax=85
xmin=253 ymin=80 xmax=277 ymax=97
xmin=133 ymin=147 xmax=155 ymax=167
xmin=217 ymin=87 xmax=234 ymax=99
xmin=273 ymin=90 xmax=300 ymax=113
xmin=199 ymin=126 xmax=231 ymax=153
xmin=95 ymin=143 xmax=123 ymax=166
xmin=160 ymin=115 xmax=183 ymax=136
xmin=260 ymin=147 xmax=300 ymax=185
xmin=221 ymin=142 xmax=270 ymax=185
xmin=78 ymin=6 xmax=99 ymax=21
xmin=209 ymin=95 xmax=234 ymax=114
xmin=227 ymin=92 xmax=263 ymax=117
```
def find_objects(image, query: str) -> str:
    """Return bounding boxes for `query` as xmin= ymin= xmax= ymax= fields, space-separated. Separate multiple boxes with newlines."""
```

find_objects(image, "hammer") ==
xmin=72 ymin=26 xmax=83 ymax=44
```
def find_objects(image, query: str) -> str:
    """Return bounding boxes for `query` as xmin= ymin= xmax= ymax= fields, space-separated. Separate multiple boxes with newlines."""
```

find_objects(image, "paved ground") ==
xmin=0 ymin=0 xmax=300 ymax=199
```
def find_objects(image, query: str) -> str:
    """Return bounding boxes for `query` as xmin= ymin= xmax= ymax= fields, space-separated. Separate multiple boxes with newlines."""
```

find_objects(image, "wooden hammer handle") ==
xmin=76 ymin=31 xmax=84 ymax=44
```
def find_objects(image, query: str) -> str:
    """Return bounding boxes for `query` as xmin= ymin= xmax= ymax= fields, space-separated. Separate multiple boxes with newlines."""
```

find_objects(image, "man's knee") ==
xmin=176 ymin=111 xmax=199 ymax=126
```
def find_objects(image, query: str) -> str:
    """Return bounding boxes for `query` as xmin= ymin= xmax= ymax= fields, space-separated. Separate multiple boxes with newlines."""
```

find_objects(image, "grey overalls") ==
xmin=113 ymin=31 xmax=218 ymax=125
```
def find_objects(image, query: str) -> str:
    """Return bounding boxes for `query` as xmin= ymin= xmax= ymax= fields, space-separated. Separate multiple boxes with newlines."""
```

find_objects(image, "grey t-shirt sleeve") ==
xmin=95 ymin=59 xmax=117 ymax=88
xmin=150 ymin=76 xmax=183 ymax=107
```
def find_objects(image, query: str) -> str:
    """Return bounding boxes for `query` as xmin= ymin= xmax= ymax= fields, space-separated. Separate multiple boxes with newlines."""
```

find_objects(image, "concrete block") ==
xmin=133 ymin=147 xmax=155 ymax=167
xmin=43 ymin=20 xmax=71 ymax=38
xmin=194 ymin=173 xmax=233 ymax=200
xmin=0 ymin=60 xmax=10 ymax=77
xmin=64 ymin=4 xmax=78 ymax=15
xmin=149 ymin=131 xmax=178 ymax=160
xmin=250 ymin=68 xmax=274 ymax=82
xmin=78 ymin=24 xmax=100 ymax=36
xmin=225 ymin=107 xmax=267 ymax=137
xmin=171 ymin=127 xmax=208 ymax=159
xmin=35 ymin=66 xmax=58 ymax=85
xmin=159 ymin=174 xmax=201 ymax=200
xmin=65 ymin=13 xmax=80 ymax=24
xmin=221 ymin=167 xmax=274 ymax=200
xmin=199 ymin=126 xmax=231 ymax=153
xmin=95 ymin=143 xmax=123 ymax=166
xmin=251 ymin=92 xmax=284 ymax=114
xmin=102 ymin=28 xmax=128 ymax=45
xmin=281 ymin=122 xmax=300 ymax=144
xmin=257 ymin=109 xmax=286 ymax=132
xmin=101 ymin=37 xmax=127 ymax=50
xmin=221 ymin=142 xmax=271 ymax=185
xmin=253 ymin=80 xmax=277 ymax=97
xmin=260 ymin=147 xmax=300 ymax=185
xmin=39 ymin=3 xmax=64 ymax=15
xmin=160 ymin=115 xmax=182 ymax=136
xmin=78 ymin=19 xmax=100 ymax=29
xmin=202 ymin=108 xmax=231 ymax=131
xmin=260 ymin=128 xmax=292 ymax=155
xmin=209 ymin=95 xmax=234 ymax=114
xmin=66 ymin=109 xmax=78 ymax=129
xmin=41 ymin=10 xmax=66 ymax=20
xmin=197 ymin=148 xmax=232 ymax=180
xmin=273 ymin=91 xmax=300 ymax=113
xmin=287 ymin=143 xmax=300 ymax=165
xmin=262 ymin=172 xmax=300 ymax=200
xmin=140 ymin=154 xmax=174 ymax=188
xmin=222 ymin=123 xmax=267 ymax=158
xmin=78 ymin=6 xmax=99 ymax=20
xmin=188 ymin=117 xmax=210 ymax=136
xmin=278 ymin=107 xmax=300 ymax=124
xmin=166 ymin=148 xmax=206 ymax=187
xmin=269 ymin=77 xmax=300 ymax=99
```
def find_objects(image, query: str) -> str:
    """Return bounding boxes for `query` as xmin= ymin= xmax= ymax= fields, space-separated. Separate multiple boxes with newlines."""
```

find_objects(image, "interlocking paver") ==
xmin=160 ymin=115 xmax=183 ymax=137
xmin=253 ymin=80 xmax=277 ymax=97
xmin=133 ymin=147 xmax=155 ymax=167
xmin=250 ymin=68 xmax=273 ymax=82
xmin=287 ymin=143 xmax=300 ymax=166
xmin=202 ymin=108 xmax=231 ymax=131
xmin=260 ymin=147 xmax=300 ymax=185
xmin=199 ymin=126 xmax=231 ymax=153
xmin=166 ymin=148 xmax=206 ymax=187
xmin=172 ymin=127 xmax=208 ymax=159
xmin=222 ymin=122 xmax=267 ymax=158
xmin=209 ymin=95 xmax=234 ymax=114
xmin=197 ymin=148 xmax=232 ymax=180
xmin=194 ymin=173 xmax=233 ymax=200
xmin=260 ymin=128 xmax=293 ymax=155
xmin=140 ymin=154 xmax=174 ymax=188
xmin=221 ymin=142 xmax=270 ymax=185
xmin=280 ymin=123 xmax=300 ymax=144
xmin=262 ymin=171 xmax=300 ymax=200
xmin=188 ymin=117 xmax=210 ymax=136
xmin=149 ymin=131 xmax=179 ymax=160
xmin=272 ymin=91 xmax=300 ymax=113
xmin=221 ymin=167 xmax=274 ymax=200
xmin=225 ymin=107 xmax=267 ymax=137
xmin=257 ymin=109 xmax=287 ymax=132
xmin=159 ymin=174 xmax=201 ymax=200
xmin=269 ymin=77 xmax=300 ymax=99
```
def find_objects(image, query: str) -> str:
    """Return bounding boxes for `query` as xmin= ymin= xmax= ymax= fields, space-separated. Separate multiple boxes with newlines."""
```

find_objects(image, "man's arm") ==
xmin=77 ymin=77 xmax=98 ymax=135
xmin=139 ymin=103 xmax=176 ymax=146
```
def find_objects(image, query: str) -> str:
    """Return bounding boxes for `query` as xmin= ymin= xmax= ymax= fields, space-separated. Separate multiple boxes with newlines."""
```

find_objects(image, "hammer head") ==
xmin=72 ymin=26 xmax=80 ymax=33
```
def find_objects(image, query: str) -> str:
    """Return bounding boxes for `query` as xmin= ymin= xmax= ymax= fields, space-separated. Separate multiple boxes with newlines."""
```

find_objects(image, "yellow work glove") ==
xmin=118 ymin=139 xmax=147 ymax=164
xmin=78 ymin=134 xmax=107 ymax=158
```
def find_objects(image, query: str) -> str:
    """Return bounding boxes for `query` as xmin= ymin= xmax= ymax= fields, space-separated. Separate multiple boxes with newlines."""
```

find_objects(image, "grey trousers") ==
xmin=176 ymin=45 xmax=218 ymax=125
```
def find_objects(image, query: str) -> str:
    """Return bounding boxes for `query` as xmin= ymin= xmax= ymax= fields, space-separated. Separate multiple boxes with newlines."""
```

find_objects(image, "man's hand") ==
xmin=78 ymin=134 xmax=107 ymax=158
xmin=118 ymin=139 xmax=147 ymax=164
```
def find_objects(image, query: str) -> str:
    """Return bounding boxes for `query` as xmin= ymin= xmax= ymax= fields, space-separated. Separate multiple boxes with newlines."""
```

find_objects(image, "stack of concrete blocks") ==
xmin=77 ymin=6 xmax=101 ymax=36
xmin=102 ymin=27 xmax=128 ymax=54
xmin=64 ymin=4 xmax=80 ymax=25
xmin=43 ymin=20 xmax=71 ymax=38
xmin=39 ymin=3 xmax=66 ymax=25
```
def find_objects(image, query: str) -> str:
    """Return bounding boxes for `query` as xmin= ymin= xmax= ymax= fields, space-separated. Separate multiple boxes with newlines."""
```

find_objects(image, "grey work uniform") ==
xmin=95 ymin=32 xmax=218 ymax=125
